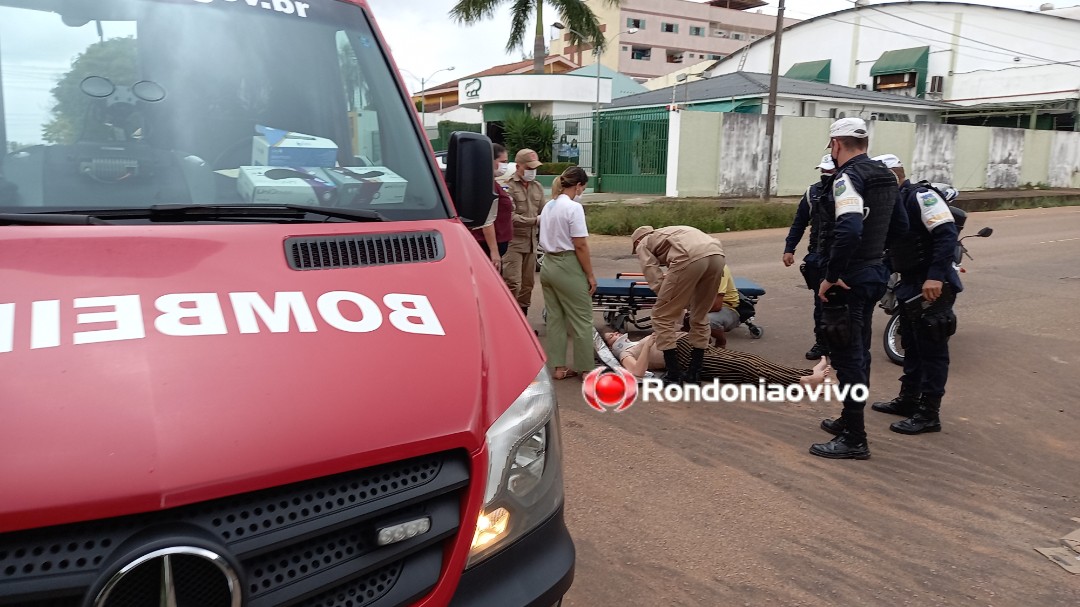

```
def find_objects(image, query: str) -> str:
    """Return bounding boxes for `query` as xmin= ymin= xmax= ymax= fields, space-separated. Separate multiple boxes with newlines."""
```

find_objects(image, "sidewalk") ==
xmin=582 ymin=187 xmax=1080 ymax=210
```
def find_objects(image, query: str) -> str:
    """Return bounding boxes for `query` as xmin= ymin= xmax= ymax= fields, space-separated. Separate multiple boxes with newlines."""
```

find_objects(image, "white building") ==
xmin=703 ymin=1 xmax=1080 ymax=130
xmin=549 ymin=0 xmax=797 ymax=81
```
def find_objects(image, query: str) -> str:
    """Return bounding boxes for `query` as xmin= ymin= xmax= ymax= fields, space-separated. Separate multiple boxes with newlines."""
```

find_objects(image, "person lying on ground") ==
xmin=599 ymin=327 xmax=831 ymax=387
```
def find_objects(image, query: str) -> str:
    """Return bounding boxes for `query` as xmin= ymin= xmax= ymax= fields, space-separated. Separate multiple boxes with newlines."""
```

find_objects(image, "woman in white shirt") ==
xmin=538 ymin=166 xmax=597 ymax=380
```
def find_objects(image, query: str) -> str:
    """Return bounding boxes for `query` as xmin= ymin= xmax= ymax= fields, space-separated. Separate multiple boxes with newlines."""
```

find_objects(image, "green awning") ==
xmin=784 ymin=60 xmax=831 ymax=83
xmin=870 ymin=46 xmax=929 ymax=77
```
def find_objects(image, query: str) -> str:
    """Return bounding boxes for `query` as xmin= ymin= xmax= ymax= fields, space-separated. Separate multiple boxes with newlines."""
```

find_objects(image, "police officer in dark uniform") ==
xmin=811 ymin=118 xmax=909 ymax=460
xmin=783 ymin=154 xmax=836 ymax=360
xmin=870 ymin=154 xmax=962 ymax=435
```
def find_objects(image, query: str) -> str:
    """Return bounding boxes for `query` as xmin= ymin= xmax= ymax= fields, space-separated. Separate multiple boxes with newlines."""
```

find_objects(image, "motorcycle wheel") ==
xmin=883 ymin=313 xmax=905 ymax=366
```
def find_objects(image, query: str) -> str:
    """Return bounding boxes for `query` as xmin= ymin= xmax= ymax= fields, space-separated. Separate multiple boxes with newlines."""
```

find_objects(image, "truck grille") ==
xmin=0 ymin=451 xmax=469 ymax=607
xmin=287 ymin=232 xmax=445 ymax=270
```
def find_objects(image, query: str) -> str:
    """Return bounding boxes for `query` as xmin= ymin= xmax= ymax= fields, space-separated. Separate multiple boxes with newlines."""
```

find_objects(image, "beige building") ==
xmin=550 ymin=0 xmax=798 ymax=81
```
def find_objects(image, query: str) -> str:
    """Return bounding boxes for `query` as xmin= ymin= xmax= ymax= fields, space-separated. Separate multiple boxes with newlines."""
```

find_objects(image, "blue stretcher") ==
xmin=593 ymin=272 xmax=766 ymax=338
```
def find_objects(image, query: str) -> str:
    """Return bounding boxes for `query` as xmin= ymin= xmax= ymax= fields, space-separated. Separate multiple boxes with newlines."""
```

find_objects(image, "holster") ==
xmin=799 ymin=255 xmax=824 ymax=291
xmin=906 ymin=284 xmax=958 ymax=344
xmin=818 ymin=286 xmax=852 ymax=350
xmin=799 ymin=264 xmax=822 ymax=291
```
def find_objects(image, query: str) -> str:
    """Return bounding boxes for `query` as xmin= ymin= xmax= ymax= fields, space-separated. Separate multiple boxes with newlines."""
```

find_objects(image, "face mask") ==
xmin=523 ymin=169 xmax=537 ymax=182
xmin=497 ymin=162 xmax=508 ymax=175
xmin=574 ymin=192 xmax=583 ymax=203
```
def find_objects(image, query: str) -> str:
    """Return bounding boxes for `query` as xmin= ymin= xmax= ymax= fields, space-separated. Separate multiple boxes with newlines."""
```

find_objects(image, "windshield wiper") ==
xmin=0 ymin=204 xmax=386 ymax=225
xmin=146 ymin=204 xmax=387 ymax=223
xmin=0 ymin=213 xmax=112 ymax=226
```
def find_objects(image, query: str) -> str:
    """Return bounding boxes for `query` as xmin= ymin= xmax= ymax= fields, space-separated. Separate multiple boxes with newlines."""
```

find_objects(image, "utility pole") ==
xmin=762 ymin=0 xmax=785 ymax=200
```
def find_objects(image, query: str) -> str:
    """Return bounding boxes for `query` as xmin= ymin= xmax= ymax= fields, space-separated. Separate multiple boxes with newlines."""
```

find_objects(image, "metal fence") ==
xmin=550 ymin=112 xmax=597 ymax=172
xmin=595 ymin=108 xmax=670 ymax=194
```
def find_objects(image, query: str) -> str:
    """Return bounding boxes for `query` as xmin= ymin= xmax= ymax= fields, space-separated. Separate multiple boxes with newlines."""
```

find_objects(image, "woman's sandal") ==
xmin=552 ymin=368 xmax=579 ymax=380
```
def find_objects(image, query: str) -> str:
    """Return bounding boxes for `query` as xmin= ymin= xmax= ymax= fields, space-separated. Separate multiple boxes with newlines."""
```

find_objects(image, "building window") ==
xmin=707 ymin=54 xmax=724 ymax=60
xmin=631 ymin=46 xmax=652 ymax=61
xmin=666 ymin=50 xmax=684 ymax=64
xmin=566 ymin=121 xmax=580 ymax=136
xmin=690 ymin=26 xmax=706 ymax=37
xmin=661 ymin=22 xmax=678 ymax=34
xmin=627 ymin=17 xmax=645 ymax=29
xmin=874 ymin=72 xmax=916 ymax=96
xmin=731 ymin=32 xmax=743 ymax=40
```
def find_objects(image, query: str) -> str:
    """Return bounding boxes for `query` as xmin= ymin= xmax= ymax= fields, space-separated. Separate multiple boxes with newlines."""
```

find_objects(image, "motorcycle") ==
xmin=879 ymin=184 xmax=993 ymax=365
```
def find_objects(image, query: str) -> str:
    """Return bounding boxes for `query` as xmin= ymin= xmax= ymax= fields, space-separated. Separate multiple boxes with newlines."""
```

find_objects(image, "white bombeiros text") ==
xmin=0 ymin=291 xmax=445 ymax=353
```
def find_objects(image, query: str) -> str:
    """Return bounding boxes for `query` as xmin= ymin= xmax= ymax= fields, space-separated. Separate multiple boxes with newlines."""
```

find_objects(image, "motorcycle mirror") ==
xmin=977 ymin=227 xmax=993 ymax=237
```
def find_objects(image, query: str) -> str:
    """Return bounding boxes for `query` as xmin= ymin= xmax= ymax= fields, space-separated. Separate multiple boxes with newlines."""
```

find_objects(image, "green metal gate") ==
xmin=595 ymin=108 xmax=669 ymax=194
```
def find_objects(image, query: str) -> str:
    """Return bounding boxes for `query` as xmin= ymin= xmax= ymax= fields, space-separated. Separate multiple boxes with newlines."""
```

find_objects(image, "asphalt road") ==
xmin=526 ymin=206 xmax=1080 ymax=607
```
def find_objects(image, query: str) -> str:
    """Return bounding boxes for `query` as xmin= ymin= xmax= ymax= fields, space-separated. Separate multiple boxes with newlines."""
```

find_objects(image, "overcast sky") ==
xmin=367 ymin=0 xmax=1067 ymax=92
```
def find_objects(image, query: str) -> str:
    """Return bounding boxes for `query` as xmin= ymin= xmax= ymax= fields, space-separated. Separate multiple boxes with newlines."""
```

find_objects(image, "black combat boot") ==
xmin=809 ymin=431 xmax=870 ymax=460
xmin=683 ymin=348 xmax=705 ymax=385
xmin=662 ymin=349 xmax=684 ymax=385
xmin=819 ymin=417 xmax=847 ymax=436
xmin=805 ymin=342 xmax=829 ymax=360
xmin=871 ymin=385 xmax=921 ymax=417
xmin=890 ymin=395 xmax=942 ymax=435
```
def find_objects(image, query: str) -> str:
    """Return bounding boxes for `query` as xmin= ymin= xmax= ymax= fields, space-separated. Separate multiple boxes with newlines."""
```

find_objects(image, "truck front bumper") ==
xmin=449 ymin=505 xmax=574 ymax=607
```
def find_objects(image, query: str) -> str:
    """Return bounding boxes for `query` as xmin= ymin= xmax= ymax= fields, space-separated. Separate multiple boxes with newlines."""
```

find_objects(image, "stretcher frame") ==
xmin=592 ymin=272 xmax=766 ymax=338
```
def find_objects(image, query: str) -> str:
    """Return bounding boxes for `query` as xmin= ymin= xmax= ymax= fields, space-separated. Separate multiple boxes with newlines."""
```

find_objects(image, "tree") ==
xmin=450 ymin=0 xmax=619 ymax=75
xmin=502 ymin=111 xmax=557 ymax=163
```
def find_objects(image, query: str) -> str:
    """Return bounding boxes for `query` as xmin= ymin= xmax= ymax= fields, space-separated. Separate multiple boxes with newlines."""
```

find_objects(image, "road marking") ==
xmin=1037 ymin=237 xmax=1080 ymax=245
xmin=1000 ymin=215 xmax=1018 ymax=218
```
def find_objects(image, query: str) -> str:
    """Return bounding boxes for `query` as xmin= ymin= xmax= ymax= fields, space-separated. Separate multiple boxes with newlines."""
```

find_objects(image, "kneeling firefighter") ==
xmin=872 ymin=154 xmax=962 ymax=435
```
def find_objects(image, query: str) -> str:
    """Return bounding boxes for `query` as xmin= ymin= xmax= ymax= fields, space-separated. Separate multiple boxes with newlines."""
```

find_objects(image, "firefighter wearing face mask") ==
xmin=502 ymin=148 xmax=548 ymax=316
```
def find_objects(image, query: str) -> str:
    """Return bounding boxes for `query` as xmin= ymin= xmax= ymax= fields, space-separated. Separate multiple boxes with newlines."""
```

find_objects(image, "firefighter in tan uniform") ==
xmin=502 ymin=148 xmax=547 ymax=316
xmin=631 ymin=225 xmax=726 ymax=385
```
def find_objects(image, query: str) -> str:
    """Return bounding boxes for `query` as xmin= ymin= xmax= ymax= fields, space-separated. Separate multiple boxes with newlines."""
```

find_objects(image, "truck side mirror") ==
xmin=445 ymin=131 xmax=495 ymax=229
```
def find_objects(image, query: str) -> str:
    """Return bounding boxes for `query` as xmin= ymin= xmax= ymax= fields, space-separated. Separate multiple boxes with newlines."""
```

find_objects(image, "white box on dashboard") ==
xmin=237 ymin=166 xmax=337 ymax=205
xmin=321 ymin=166 xmax=408 ymax=205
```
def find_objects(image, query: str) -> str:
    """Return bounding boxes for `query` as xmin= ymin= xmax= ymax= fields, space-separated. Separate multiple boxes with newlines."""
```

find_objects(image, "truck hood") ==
xmin=0 ymin=221 xmax=544 ymax=533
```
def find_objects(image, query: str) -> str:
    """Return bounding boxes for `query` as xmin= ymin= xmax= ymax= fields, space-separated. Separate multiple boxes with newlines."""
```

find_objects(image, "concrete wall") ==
xmin=667 ymin=110 xmax=1080 ymax=198
xmin=775 ymin=117 xmax=832 ymax=198
xmin=716 ymin=113 xmax=781 ymax=198
xmin=986 ymin=128 xmax=1025 ymax=189
xmin=1049 ymin=131 xmax=1080 ymax=188
xmin=911 ymin=123 xmax=957 ymax=186
xmin=867 ymin=121 xmax=916 ymax=167
xmin=1020 ymin=130 xmax=1053 ymax=187
xmin=674 ymin=111 xmax=724 ymax=197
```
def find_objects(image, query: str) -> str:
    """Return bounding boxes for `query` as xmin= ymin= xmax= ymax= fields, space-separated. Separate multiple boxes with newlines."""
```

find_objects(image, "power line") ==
xmin=842 ymin=0 xmax=1080 ymax=68
xmin=824 ymin=16 xmax=1026 ymax=63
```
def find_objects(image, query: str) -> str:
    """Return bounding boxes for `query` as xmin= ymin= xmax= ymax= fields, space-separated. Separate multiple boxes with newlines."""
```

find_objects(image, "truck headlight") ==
xmin=467 ymin=366 xmax=565 ymax=568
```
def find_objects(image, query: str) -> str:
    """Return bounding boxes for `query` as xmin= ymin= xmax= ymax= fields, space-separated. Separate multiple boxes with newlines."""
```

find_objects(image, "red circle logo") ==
xmin=582 ymin=367 xmax=639 ymax=413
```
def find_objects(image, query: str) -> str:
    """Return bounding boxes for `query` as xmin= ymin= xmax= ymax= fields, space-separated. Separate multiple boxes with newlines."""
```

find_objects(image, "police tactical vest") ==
xmin=888 ymin=181 xmax=960 ymax=276
xmin=815 ymin=157 xmax=897 ymax=265
xmin=807 ymin=177 xmax=830 ymax=253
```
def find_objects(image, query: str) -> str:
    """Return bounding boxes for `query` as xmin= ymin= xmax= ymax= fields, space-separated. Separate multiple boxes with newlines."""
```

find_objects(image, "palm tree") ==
xmin=450 ymin=0 xmax=620 ymax=75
